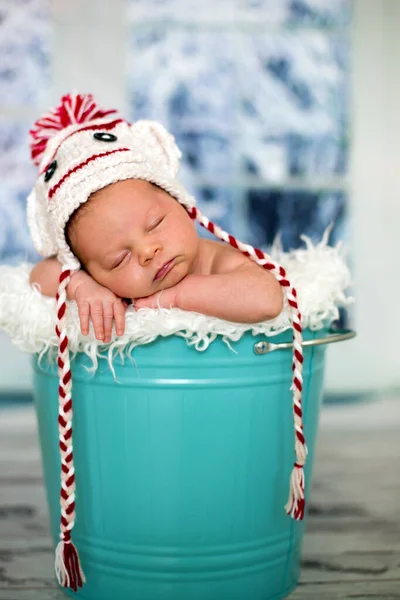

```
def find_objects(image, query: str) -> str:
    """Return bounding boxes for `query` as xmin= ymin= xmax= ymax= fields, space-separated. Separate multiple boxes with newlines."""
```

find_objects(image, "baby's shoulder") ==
xmin=206 ymin=240 xmax=253 ymax=274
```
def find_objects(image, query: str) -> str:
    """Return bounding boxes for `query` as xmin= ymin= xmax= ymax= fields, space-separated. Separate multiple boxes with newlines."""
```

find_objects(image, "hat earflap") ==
xmin=27 ymin=187 xmax=58 ymax=257
xmin=130 ymin=120 xmax=182 ymax=178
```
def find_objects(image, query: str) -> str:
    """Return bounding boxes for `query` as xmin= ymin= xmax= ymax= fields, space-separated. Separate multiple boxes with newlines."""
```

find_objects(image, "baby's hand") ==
xmin=73 ymin=278 xmax=128 ymax=342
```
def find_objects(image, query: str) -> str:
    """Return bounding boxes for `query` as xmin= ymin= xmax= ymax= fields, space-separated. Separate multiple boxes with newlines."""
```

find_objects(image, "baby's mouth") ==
xmin=154 ymin=258 xmax=176 ymax=281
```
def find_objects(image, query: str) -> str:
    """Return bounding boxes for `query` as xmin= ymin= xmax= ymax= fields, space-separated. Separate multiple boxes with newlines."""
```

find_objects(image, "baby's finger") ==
xmin=90 ymin=300 xmax=104 ymax=341
xmin=103 ymin=303 xmax=114 ymax=343
xmin=113 ymin=300 xmax=126 ymax=336
xmin=78 ymin=301 xmax=90 ymax=336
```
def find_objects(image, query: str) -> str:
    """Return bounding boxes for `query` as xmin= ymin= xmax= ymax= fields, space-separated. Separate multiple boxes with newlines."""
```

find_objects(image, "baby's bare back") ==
xmin=200 ymin=239 xmax=256 ymax=276
xmin=196 ymin=239 xmax=254 ymax=275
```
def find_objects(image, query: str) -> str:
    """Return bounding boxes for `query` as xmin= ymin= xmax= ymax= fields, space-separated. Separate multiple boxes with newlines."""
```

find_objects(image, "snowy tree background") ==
xmin=127 ymin=0 xmax=351 ymax=249
xmin=0 ymin=0 xmax=351 ymax=265
xmin=0 ymin=0 xmax=50 ymax=265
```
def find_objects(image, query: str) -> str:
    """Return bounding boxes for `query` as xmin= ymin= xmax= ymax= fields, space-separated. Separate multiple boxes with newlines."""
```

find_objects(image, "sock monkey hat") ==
xmin=27 ymin=93 xmax=307 ymax=592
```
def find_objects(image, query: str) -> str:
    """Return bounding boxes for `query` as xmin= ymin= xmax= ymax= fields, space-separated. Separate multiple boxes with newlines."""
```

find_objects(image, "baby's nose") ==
xmin=140 ymin=244 xmax=161 ymax=266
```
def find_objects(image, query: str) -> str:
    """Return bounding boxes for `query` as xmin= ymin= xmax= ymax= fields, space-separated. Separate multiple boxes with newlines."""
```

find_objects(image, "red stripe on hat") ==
xmin=48 ymin=148 xmax=130 ymax=200
xmin=40 ymin=119 xmax=124 ymax=175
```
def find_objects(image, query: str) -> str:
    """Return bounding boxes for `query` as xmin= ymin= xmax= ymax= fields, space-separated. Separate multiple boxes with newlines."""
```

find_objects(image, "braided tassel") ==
xmin=55 ymin=536 xmax=85 ymax=592
xmin=285 ymin=286 xmax=308 ymax=520
xmin=186 ymin=206 xmax=308 ymax=520
xmin=285 ymin=462 xmax=306 ymax=520
xmin=54 ymin=265 xmax=86 ymax=591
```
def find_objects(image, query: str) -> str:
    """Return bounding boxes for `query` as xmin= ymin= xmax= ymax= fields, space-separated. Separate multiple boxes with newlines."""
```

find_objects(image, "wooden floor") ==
xmin=0 ymin=395 xmax=399 ymax=600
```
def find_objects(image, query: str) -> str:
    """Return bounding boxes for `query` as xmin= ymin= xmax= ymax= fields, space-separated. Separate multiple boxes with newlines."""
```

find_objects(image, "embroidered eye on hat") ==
xmin=27 ymin=92 xmax=307 ymax=592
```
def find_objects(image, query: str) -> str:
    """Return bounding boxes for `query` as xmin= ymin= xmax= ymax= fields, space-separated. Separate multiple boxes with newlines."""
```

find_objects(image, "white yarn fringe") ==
xmin=0 ymin=230 xmax=353 ymax=377
xmin=55 ymin=540 xmax=86 ymax=588
xmin=55 ymin=542 xmax=71 ymax=588
xmin=285 ymin=464 xmax=306 ymax=519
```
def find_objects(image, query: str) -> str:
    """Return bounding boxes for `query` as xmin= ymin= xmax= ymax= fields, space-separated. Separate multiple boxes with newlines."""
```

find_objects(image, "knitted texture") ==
xmin=27 ymin=118 xmax=192 ymax=269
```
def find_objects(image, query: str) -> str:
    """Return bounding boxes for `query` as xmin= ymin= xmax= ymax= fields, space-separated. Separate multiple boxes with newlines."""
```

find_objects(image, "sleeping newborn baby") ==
xmin=30 ymin=178 xmax=283 ymax=342
xmin=26 ymin=95 xmax=306 ymax=594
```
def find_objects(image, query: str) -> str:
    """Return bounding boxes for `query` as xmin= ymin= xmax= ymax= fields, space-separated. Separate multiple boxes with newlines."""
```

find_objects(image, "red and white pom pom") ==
xmin=29 ymin=92 xmax=118 ymax=167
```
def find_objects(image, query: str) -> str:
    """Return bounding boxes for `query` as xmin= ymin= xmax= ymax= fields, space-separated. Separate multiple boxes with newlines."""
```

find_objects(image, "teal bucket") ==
xmin=31 ymin=327 xmax=352 ymax=600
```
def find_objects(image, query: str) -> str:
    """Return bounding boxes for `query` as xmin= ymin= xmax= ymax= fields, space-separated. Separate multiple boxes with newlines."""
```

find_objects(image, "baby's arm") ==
xmin=30 ymin=257 xmax=91 ymax=300
xmin=30 ymin=257 xmax=127 ymax=341
xmin=174 ymin=266 xmax=283 ymax=323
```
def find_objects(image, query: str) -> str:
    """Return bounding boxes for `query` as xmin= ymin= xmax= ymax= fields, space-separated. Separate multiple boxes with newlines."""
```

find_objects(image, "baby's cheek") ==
xmin=114 ymin=270 xmax=152 ymax=299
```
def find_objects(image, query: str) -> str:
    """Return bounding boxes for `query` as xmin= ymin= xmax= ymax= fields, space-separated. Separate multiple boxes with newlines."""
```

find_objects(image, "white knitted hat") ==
xmin=27 ymin=95 xmax=197 ymax=270
xmin=27 ymin=93 xmax=307 ymax=592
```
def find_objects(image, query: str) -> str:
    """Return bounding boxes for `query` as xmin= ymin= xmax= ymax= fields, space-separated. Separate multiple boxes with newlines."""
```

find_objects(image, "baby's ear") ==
xmin=130 ymin=120 xmax=182 ymax=178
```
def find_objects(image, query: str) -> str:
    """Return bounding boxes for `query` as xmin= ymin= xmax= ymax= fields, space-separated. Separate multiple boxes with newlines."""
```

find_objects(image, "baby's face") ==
xmin=67 ymin=179 xmax=200 ymax=299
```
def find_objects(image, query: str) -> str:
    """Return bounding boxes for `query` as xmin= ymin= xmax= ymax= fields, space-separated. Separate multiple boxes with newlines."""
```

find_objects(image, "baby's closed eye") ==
xmin=112 ymin=252 xmax=131 ymax=269
xmin=148 ymin=217 xmax=164 ymax=231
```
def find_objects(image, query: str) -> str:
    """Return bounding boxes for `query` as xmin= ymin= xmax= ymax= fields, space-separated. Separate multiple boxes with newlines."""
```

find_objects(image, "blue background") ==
xmin=0 ymin=0 xmax=350 ymax=264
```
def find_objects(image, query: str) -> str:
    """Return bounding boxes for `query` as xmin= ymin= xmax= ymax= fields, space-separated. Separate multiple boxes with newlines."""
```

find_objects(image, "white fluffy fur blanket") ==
xmin=0 ymin=230 xmax=353 ymax=374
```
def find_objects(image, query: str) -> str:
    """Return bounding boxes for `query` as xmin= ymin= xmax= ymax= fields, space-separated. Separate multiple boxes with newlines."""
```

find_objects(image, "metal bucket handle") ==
xmin=254 ymin=328 xmax=356 ymax=355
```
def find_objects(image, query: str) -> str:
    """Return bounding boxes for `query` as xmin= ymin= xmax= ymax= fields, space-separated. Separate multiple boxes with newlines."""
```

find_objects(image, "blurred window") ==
xmin=127 ymin=0 xmax=351 ymax=252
